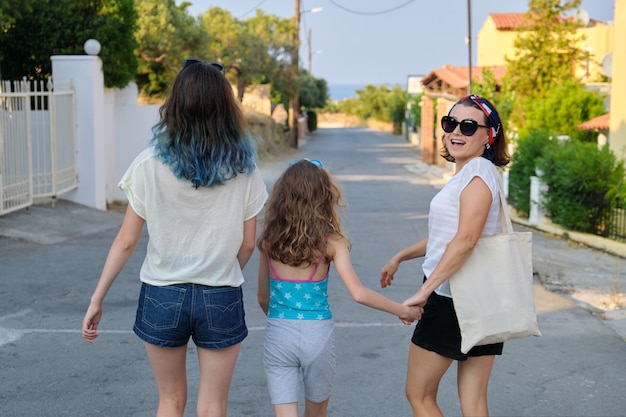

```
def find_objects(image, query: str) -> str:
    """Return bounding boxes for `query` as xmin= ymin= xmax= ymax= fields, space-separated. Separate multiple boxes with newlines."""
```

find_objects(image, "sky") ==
xmin=177 ymin=0 xmax=615 ymax=87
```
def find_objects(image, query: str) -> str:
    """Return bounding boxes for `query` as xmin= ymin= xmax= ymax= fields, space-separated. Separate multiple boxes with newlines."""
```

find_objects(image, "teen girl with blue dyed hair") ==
xmin=82 ymin=59 xmax=268 ymax=417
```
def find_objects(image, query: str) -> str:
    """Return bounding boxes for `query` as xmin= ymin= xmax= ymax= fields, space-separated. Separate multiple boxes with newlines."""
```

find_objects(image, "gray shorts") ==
xmin=263 ymin=318 xmax=336 ymax=404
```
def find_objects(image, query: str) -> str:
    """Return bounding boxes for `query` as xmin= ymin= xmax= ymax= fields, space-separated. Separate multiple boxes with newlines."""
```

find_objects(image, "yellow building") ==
xmin=477 ymin=12 xmax=614 ymax=82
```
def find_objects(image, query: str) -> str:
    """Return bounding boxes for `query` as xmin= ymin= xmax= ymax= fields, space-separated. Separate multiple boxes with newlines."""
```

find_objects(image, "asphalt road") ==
xmin=1 ymin=127 xmax=625 ymax=416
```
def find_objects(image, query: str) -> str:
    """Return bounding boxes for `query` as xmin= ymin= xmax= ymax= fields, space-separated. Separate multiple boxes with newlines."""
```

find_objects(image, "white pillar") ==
xmin=609 ymin=0 xmax=626 ymax=160
xmin=51 ymin=55 xmax=107 ymax=210
xmin=529 ymin=176 xmax=547 ymax=225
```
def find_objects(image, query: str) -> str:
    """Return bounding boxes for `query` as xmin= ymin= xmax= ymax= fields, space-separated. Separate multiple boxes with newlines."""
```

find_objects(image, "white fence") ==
xmin=0 ymin=78 xmax=77 ymax=215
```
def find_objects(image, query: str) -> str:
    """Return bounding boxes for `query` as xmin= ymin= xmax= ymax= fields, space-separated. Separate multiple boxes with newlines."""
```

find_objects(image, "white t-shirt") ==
xmin=422 ymin=157 xmax=503 ymax=297
xmin=119 ymin=147 xmax=268 ymax=287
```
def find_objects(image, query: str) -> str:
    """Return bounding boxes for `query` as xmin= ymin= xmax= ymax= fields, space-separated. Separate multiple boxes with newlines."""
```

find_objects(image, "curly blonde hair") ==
xmin=257 ymin=160 xmax=349 ymax=267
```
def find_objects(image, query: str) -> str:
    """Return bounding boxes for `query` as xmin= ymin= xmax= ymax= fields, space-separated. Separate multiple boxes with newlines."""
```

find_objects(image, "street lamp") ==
xmin=290 ymin=2 xmax=323 ymax=148
xmin=307 ymin=28 xmax=323 ymax=74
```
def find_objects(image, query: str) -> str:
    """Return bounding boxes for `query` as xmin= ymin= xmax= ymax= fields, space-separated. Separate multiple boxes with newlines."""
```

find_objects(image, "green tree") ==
xmin=504 ymin=0 xmax=587 ymax=129
xmin=243 ymin=10 xmax=293 ymax=101
xmin=506 ymin=0 xmax=585 ymax=100
xmin=354 ymin=84 xmax=391 ymax=121
xmin=0 ymin=0 xmax=137 ymax=88
xmin=199 ymin=8 xmax=292 ymax=103
xmin=0 ymin=0 xmax=36 ymax=29
xmin=386 ymin=85 xmax=408 ymax=134
xmin=298 ymin=70 xmax=328 ymax=109
xmin=134 ymin=0 xmax=204 ymax=97
xmin=332 ymin=83 xmax=407 ymax=134
xmin=521 ymin=80 xmax=605 ymax=142
xmin=333 ymin=97 xmax=361 ymax=116
xmin=93 ymin=0 xmax=138 ymax=88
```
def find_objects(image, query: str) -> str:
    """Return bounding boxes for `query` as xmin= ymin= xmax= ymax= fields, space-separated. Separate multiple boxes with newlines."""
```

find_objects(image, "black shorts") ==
xmin=411 ymin=288 xmax=503 ymax=361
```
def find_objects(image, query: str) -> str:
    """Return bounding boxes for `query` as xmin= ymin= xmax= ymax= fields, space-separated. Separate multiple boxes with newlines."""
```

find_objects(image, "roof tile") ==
xmin=490 ymin=13 xmax=528 ymax=30
xmin=577 ymin=113 xmax=610 ymax=130
xmin=422 ymin=65 xmax=507 ymax=89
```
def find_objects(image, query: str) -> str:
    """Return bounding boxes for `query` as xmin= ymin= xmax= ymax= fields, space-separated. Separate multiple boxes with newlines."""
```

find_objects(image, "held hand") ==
xmin=82 ymin=303 xmax=103 ymax=343
xmin=398 ymin=305 xmax=424 ymax=324
xmin=380 ymin=259 xmax=399 ymax=288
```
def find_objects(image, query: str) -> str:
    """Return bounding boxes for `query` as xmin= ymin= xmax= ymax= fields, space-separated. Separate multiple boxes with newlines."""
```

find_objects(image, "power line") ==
xmin=237 ymin=0 xmax=268 ymax=18
xmin=327 ymin=0 xmax=416 ymax=15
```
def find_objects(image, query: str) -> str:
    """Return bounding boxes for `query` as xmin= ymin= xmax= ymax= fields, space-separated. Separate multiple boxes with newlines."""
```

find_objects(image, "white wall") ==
xmin=111 ymin=83 xmax=159 ymax=202
xmin=52 ymin=55 xmax=160 ymax=209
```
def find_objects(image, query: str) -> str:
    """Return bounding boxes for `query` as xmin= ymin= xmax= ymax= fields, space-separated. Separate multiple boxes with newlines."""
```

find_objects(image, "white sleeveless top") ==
xmin=422 ymin=157 xmax=503 ymax=297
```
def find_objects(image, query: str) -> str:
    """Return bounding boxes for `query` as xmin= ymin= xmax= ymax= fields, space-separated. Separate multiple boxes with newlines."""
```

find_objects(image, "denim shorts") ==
xmin=133 ymin=282 xmax=248 ymax=349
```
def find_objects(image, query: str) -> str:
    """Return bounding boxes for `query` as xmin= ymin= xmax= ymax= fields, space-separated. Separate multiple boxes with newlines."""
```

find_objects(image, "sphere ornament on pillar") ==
xmin=84 ymin=39 xmax=101 ymax=56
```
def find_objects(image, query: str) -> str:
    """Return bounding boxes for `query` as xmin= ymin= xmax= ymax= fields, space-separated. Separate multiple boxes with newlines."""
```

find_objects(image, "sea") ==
xmin=327 ymin=82 xmax=405 ymax=101
xmin=327 ymin=84 xmax=365 ymax=101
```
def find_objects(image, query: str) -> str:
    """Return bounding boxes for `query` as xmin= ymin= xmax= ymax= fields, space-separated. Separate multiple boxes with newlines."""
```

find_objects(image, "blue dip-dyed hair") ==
xmin=150 ymin=60 xmax=257 ymax=188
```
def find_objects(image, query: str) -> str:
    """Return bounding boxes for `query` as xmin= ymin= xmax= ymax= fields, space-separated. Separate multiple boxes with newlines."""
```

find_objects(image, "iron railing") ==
xmin=0 ymin=78 xmax=77 ymax=215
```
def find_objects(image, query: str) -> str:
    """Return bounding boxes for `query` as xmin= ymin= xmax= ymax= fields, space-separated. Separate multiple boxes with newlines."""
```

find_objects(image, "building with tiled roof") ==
xmin=421 ymin=65 xmax=507 ymax=98
xmin=477 ymin=11 xmax=613 ymax=82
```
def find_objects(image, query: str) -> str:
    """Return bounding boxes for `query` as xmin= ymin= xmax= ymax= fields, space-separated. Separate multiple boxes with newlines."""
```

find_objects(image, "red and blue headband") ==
xmin=452 ymin=95 xmax=502 ymax=145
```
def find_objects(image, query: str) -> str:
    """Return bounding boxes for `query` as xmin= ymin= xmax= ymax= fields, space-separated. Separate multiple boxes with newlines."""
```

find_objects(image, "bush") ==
xmin=520 ymin=80 xmax=605 ymax=142
xmin=307 ymin=110 xmax=317 ymax=132
xmin=507 ymin=129 xmax=556 ymax=216
xmin=538 ymin=141 xmax=625 ymax=235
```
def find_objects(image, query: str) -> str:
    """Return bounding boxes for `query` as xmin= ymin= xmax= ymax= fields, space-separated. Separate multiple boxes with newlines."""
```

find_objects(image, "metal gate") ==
xmin=0 ymin=78 xmax=77 ymax=215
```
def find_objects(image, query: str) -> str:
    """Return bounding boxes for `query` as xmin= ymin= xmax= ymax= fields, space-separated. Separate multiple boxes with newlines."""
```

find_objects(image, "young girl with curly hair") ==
xmin=257 ymin=159 xmax=422 ymax=417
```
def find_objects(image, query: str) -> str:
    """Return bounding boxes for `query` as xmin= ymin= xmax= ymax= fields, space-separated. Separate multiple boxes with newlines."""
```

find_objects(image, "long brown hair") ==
xmin=257 ymin=160 xmax=349 ymax=266
xmin=151 ymin=61 xmax=256 ymax=187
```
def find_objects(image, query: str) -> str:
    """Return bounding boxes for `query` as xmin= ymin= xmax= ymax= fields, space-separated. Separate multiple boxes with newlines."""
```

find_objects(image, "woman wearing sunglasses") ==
xmin=380 ymin=95 xmax=510 ymax=416
xmin=82 ymin=59 xmax=268 ymax=417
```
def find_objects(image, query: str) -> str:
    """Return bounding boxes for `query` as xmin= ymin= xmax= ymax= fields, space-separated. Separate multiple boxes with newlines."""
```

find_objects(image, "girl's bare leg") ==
xmin=304 ymin=398 xmax=329 ymax=417
xmin=274 ymin=402 xmax=299 ymax=417
xmin=196 ymin=343 xmax=241 ymax=417
xmin=144 ymin=343 xmax=188 ymax=417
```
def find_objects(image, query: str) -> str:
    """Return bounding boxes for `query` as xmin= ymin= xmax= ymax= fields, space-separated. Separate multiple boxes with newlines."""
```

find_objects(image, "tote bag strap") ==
xmin=493 ymin=168 xmax=514 ymax=234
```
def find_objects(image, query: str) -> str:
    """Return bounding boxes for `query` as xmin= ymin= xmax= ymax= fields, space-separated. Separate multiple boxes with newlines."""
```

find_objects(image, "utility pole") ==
xmin=467 ymin=0 xmax=472 ymax=94
xmin=290 ymin=0 xmax=301 ymax=148
xmin=308 ymin=27 xmax=312 ymax=74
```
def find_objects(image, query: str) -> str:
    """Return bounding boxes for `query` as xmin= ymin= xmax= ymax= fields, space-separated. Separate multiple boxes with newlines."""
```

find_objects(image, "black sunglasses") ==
xmin=441 ymin=116 xmax=489 ymax=136
xmin=182 ymin=58 xmax=226 ymax=75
